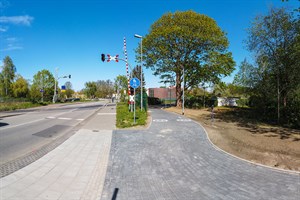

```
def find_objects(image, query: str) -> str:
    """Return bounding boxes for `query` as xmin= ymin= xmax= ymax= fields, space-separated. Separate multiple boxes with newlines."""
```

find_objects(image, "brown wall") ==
xmin=148 ymin=87 xmax=176 ymax=100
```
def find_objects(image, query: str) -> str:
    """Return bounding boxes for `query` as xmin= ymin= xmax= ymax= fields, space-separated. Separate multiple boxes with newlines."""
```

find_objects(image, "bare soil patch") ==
xmin=165 ymin=107 xmax=300 ymax=172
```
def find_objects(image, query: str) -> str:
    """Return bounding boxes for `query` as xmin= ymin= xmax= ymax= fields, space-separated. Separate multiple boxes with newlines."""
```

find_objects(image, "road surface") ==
xmin=0 ymin=101 xmax=108 ymax=177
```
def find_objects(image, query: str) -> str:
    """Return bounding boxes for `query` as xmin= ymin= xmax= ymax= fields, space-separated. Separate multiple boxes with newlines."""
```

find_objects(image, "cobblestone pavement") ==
xmin=101 ymin=108 xmax=300 ymax=200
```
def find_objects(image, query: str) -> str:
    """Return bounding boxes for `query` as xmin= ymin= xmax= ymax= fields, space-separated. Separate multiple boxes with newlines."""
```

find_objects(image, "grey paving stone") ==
xmin=101 ymin=108 xmax=300 ymax=200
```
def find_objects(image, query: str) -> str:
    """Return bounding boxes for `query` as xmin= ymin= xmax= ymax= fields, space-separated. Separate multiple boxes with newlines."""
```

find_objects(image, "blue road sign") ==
xmin=130 ymin=78 xmax=140 ymax=89
xmin=61 ymin=85 xmax=66 ymax=90
xmin=40 ymin=89 xmax=44 ymax=93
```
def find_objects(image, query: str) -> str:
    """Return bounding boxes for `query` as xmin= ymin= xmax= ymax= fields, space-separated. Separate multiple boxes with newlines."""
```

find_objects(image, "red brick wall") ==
xmin=148 ymin=87 xmax=176 ymax=100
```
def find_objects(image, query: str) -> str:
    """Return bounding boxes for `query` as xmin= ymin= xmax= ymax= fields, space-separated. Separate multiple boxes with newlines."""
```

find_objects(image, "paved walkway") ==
xmin=0 ymin=104 xmax=115 ymax=200
xmin=1 ymin=105 xmax=299 ymax=200
xmin=101 ymin=108 xmax=300 ymax=200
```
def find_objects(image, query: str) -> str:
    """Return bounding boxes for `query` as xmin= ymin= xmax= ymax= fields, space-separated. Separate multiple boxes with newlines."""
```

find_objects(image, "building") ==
xmin=217 ymin=97 xmax=240 ymax=107
xmin=148 ymin=86 xmax=176 ymax=101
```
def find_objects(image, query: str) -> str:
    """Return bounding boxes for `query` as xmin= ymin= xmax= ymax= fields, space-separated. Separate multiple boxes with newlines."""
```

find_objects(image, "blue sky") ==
xmin=0 ymin=0 xmax=298 ymax=91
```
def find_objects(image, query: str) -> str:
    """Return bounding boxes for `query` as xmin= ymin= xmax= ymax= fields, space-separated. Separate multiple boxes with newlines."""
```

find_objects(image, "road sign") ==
xmin=40 ymin=89 xmax=44 ymax=93
xmin=129 ymin=95 xmax=135 ymax=102
xmin=130 ymin=78 xmax=140 ymax=89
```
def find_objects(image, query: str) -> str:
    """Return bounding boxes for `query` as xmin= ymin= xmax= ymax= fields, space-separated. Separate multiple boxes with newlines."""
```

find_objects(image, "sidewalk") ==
xmin=0 ymin=104 xmax=116 ymax=200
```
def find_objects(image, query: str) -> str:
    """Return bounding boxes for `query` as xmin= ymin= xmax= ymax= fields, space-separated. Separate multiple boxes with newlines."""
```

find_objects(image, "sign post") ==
xmin=130 ymin=78 xmax=140 ymax=124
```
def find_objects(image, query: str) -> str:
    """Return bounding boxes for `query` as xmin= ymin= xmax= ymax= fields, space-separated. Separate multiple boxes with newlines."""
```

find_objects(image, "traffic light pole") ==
xmin=52 ymin=68 xmax=71 ymax=103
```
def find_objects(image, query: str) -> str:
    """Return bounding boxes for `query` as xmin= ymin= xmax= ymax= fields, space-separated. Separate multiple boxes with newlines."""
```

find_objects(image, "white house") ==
xmin=217 ymin=97 xmax=239 ymax=107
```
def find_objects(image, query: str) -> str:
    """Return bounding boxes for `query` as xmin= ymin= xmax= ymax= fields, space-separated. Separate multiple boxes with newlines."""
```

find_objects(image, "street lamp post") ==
xmin=134 ymin=34 xmax=143 ymax=110
xmin=53 ymin=68 xmax=71 ymax=103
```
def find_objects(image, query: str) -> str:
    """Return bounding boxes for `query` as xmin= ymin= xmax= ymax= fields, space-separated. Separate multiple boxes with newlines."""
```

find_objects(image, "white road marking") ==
xmin=97 ymin=113 xmax=116 ymax=115
xmin=0 ymin=119 xmax=44 ymax=130
xmin=46 ymin=116 xmax=56 ymax=119
xmin=57 ymin=117 xmax=72 ymax=120
xmin=47 ymin=117 xmax=84 ymax=121
xmin=177 ymin=119 xmax=191 ymax=122
xmin=153 ymin=119 xmax=168 ymax=122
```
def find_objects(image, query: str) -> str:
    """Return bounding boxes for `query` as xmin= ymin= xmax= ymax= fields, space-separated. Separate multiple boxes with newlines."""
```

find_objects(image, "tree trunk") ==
xmin=176 ymin=71 xmax=182 ymax=108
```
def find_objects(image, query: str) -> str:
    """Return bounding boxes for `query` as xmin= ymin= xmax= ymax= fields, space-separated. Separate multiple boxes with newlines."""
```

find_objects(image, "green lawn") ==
xmin=0 ymin=102 xmax=48 ymax=112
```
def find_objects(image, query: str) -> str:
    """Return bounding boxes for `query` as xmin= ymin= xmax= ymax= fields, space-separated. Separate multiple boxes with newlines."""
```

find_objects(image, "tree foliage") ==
xmin=114 ymin=75 xmax=128 ymax=102
xmin=139 ymin=10 xmax=235 ymax=107
xmin=240 ymin=7 xmax=299 ymax=127
xmin=64 ymin=81 xmax=74 ymax=98
xmin=84 ymin=80 xmax=114 ymax=99
xmin=96 ymin=80 xmax=114 ymax=98
xmin=0 ymin=56 xmax=16 ymax=97
xmin=84 ymin=81 xmax=97 ymax=98
xmin=12 ymin=75 xmax=29 ymax=98
xmin=30 ymin=70 xmax=55 ymax=102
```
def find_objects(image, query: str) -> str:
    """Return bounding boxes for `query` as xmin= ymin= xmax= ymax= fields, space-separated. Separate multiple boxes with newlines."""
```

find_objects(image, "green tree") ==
xmin=0 ymin=56 xmax=16 ymax=97
xmin=247 ymin=7 xmax=299 ymax=124
xmin=64 ymin=81 xmax=74 ymax=98
xmin=139 ymin=10 xmax=235 ymax=108
xmin=233 ymin=59 xmax=259 ymax=89
xmin=12 ymin=75 xmax=29 ymax=98
xmin=30 ymin=70 xmax=55 ymax=102
xmin=96 ymin=79 xmax=114 ymax=98
xmin=114 ymin=75 xmax=128 ymax=102
xmin=84 ymin=81 xmax=97 ymax=98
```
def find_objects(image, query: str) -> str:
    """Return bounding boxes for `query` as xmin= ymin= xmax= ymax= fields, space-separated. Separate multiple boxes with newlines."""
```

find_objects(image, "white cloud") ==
xmin=0 ymin=25 xmax=8 ymax=32
xmin=0 ymin=15 xmax=34 ymax=26
xmin=0 ymin=37 xmax=23 ymax=52
xmin=6 ymin=37 xmax=17 ymax=42
xmin=0 ymin=45 xmax=23 ymax=52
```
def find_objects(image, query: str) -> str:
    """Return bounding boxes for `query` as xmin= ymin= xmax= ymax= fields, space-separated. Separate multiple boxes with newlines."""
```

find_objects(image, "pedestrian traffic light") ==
xmin=101 ymin=54 xmax=105 ymax=62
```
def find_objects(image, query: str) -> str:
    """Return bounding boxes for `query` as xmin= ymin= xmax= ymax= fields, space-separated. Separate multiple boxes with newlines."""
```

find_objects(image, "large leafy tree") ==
xmin=84 ymin=81 xmax=97 ymax=98
xmin=139 ymin=10 xmax=235 ymax=107
xmin=64 ymin=81 xmax=74 ymax=98
xmin=114 ymin=75 xmax=128 ymax=102
xmin=96 ymin=79 xmax=114 ymax=98
xmin=12 ymin=75 xmax=29 ymax=98
xmin=0 ymin=56 xmax=16 ymax=97
xmin=246 ymin=7 xmax=299 ymax=124
xmin=30 ymin=70 xmax=55 ymax=102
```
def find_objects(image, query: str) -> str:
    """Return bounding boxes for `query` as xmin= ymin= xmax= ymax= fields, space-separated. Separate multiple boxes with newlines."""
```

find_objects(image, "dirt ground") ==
xmin=165 ymin=107 xmax=300 ymax=172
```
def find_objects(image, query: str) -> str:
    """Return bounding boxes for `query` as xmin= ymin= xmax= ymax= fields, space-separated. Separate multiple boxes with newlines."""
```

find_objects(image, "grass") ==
xmin=116 ymin=102 xmax=148 ymax=128
xmin=0 ymin=102 xmax=49 ymax=112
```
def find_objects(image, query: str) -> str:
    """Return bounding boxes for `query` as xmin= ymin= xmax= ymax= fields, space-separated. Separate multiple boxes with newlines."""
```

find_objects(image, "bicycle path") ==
xmin=101 ymin=108 xmax=299 ymax=200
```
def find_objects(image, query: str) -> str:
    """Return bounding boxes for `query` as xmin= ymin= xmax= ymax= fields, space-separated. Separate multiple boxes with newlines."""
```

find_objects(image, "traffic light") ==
xmin=101 ymin=54 xmax=105 ymax=62
xmin=130 ymin=87 xmax=134 ymax=95
xmin=69 ymin=75 xmax=71 ymax=78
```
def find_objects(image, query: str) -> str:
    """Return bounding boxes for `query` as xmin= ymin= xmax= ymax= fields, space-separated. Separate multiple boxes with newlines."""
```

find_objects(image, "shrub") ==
xmin=116 ymin=102 xmax=148 ymax=128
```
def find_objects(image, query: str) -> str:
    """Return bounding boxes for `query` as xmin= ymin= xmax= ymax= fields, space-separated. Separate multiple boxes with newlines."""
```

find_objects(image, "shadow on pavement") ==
xmin=0 ymin=122 xmax=9 ymax=127
xmin=111 ymin=188 xmax=119 ymax=200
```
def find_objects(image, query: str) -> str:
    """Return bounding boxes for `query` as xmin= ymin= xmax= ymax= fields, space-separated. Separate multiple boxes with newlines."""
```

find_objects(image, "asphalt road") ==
xmin=0 ymin=101 xmax=108 ymax=175
xmin=101 ymin=108 xmax=300 ymax=200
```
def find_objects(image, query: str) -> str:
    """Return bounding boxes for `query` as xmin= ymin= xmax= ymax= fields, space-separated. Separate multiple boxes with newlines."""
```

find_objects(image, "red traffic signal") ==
xmin=101 ymin=54 xmax=105 ymax=62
